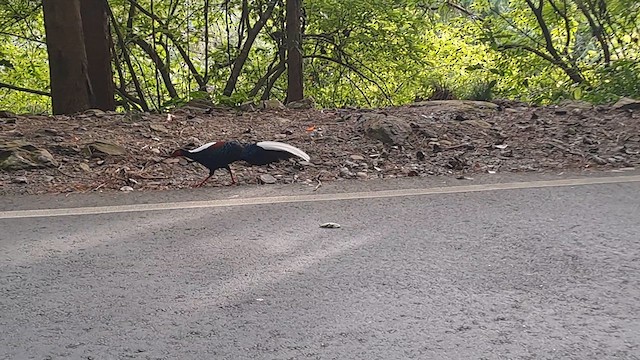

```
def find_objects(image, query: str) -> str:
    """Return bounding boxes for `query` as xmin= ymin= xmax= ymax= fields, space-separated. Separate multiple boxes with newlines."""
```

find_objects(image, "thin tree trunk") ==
xmin=525 ymin=0 xmax=585 ymax=84
xmin=223 ymin=0 xmax=278 ymax=97
xmin=286 ymin=0 xmax=303 ymax=102
xmin=134 ymin=38 xmax=179 ymax=98
xmin=125 ymin=0 xmax=206 ymax=89
xmin=42 ymin=0 xmax=91 ymax=114
xmin=81 ymin=0 xmax=116 ymax=110
xmin=262 ymin=65 xmax=286 ymax=100
xmin=108 ymin=3 xmax=149 ymax=111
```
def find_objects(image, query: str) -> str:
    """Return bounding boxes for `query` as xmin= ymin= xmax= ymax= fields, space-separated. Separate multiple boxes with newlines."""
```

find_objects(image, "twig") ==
xmin=546 ymin=140 xmax=584 ymax=157
xmin=444 ymin=143 xmax=474 ymax=151
xmin=313 ymin=174 xmax=322 ymax=191
xmin=129 ymin=173 xmax=170 ymax=180
xmin=0 ymin=81 xmax=50 ymax=96
xmin=56 ymin=167 xmax=95 ymax=180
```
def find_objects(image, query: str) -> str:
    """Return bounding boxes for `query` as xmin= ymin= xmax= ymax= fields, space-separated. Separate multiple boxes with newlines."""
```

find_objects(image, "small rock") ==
xmin=356 ymin=171 xmax=368 ymax=179
xmin=163 ymin=157 xmax=180 ymax=164
xmin=274 ymin=134 xmax=287 ymax=139
xmin=320 ymin=222 xmax=341 ymax=229
xmin=85 ymin=141 xmax=126 ymax=157
xmin=339 ymin=167 xmax=354 ymax=178
xmin=260 ymin=99 xmax=286 ymax=110
xmin=448 ymin=156 xmax=468 ymax=170
xmin=43 ymin=175 xmax=54 ymax=182
xmin=416 ymin=151 xmax=426 ymax=161
xmin=239 ymin=101 xmax=256 ymax=111
xmin=287 ymin=97 xmax=316 ymax=109
xmin=150 ymin=123 xmax=169 ymax=133
xmin=350 ymin=155 xmax=365 ymax=161
xmin=120 ymin=186 xmax=134 ymax=192
xmin=259 ymin=174 xmax=277 ymax=184
xmin=0 ymin=140 xmax=58 ymax=170
xmin=500 ymin=149 xmax=513 ymax=157
xmin=343 ymin=160 xmax=358 ymax=168
xmin=361 ymin=113 xmax=411 ymax=145
xmin=590 ymin=155 xmax=608 ymax=165
xmin=612 ymin=97 xmax=640 ymax=110
xmin=186 ymin=136 xmax=201 ymax=145
xmin=462 ymin=119 xmax=492 ymax=128
xmin=151 ymin=148 xmax=161 ymax=155
xmin=12 ymin=176 xmax=28 ymax=184
xmin=84 ymin=108 xmax=106 ymax=116
xmin=79 ymin=163 xmax=91 ymax=172
xmin=274 ymin=117 xmax=291 ymax=125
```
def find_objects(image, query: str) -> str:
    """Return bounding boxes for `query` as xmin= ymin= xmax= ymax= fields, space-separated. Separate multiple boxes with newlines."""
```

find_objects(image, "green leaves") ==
xmin=0 ymin=0 xmax=638 ymax=112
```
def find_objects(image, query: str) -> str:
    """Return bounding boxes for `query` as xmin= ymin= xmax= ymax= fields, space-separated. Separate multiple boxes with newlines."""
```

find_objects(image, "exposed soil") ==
xmin=1 ymin=99 xmax=639 ymax=196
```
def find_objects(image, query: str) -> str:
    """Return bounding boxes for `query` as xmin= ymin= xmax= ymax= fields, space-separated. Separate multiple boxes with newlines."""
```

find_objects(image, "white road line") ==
xmin=1 ymin=175 xmax=639 ymax=219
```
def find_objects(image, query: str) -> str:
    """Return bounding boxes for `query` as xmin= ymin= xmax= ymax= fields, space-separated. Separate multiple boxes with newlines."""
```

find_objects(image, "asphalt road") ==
xmin=1 ymin=173 xmax=639 ymax=359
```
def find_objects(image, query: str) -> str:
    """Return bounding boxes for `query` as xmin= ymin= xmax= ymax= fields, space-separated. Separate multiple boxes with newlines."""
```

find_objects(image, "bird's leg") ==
xmin=195 ymin=172 xmax=214 ymax=188
xmin=226 ymin=165 xmax=237 ymax=185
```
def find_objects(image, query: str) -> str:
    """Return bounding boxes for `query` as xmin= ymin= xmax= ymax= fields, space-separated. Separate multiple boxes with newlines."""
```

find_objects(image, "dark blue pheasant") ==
xmin=171 ymin=141 xmax=310 ymax=187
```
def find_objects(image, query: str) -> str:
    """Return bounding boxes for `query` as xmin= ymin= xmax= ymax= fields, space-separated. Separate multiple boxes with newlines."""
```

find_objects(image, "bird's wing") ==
xmin=188 ymin=141 xmax=218 ymax=153
xmin=256 ymin=141 xmax=310 ymax=161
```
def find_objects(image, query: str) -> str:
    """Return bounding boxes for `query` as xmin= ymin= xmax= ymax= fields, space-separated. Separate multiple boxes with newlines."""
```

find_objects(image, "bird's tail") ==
xmin=255 ymin=141 xmax=310 ymax=161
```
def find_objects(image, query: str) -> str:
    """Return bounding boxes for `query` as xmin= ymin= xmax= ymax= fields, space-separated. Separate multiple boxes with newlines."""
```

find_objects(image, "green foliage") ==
xmin=0 ymin=0 xmax=638 ymax=113
xmin=463 ymin=79 xmax=497 ymax=101
xmin=581 ymin=60 xmax=640 ymax=103
xmin=216 ymin=92 xmax=249 ymax=107
xmin=0 ymin=1 xmax=50 ymax=113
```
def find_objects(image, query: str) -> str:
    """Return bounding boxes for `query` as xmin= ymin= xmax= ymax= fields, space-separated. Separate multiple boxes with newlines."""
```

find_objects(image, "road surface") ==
xmin=1 ymin=172 xmax=639 ymax=359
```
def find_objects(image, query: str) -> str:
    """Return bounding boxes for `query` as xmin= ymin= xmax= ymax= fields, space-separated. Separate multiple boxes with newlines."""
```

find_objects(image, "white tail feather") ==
xmin=188 ymin=141 xmax=217 ymax=153
xmin=256 ymin=141 xmax=310 ymax=161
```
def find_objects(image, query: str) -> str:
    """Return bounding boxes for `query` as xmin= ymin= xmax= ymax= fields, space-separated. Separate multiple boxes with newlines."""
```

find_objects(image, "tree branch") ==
xmin=133 ymin=37 xmax=178 ymax=98
xmin=222 ymin=0 xmax=278 ymax=96
xmin=304 ymin=54 xmax=393 ymax=104
xmin=124 ymin=0 xmax=206 ymax=88
xmin=107 ymin=2 xmax=149 ymax=111
xmin=0 ymin=81 xmax=50 ymax=96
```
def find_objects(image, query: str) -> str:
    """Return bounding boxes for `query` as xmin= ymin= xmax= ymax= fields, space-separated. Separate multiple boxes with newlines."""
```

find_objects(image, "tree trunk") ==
xmin=81 ymin=0 xmax=116 ymax=110
xmin=42 ymin=0 xmax=91 ymax=115
xmin=286 ymin=0 xmax=303 ymax=102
